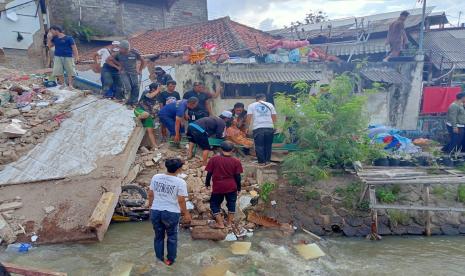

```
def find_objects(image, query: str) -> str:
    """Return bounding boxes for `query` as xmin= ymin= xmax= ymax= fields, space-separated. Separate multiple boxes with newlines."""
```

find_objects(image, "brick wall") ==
xmin=48 ymin=0 xmax=208 ymax=36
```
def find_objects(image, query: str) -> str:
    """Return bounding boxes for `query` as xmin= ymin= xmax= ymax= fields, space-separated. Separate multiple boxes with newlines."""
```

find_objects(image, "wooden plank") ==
xmin=371 ymin=204 xmax=465 ymax=212
xmin=362 ymin=175 xmax=463 ymax=181
xmin=2 ymin=262 xmax=67 ymax=276
xmin=369 ymin=185 xmax=378 ymax=237
xmin=87 ymin=192 xmax=117 ymax=241
xmin=365 ymin=178 xmax=465 ymax=185
xmin=424 ymin=185 xmax=432 ymax=237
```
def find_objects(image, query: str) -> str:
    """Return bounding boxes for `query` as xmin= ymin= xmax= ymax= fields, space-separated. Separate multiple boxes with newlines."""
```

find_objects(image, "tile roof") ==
xmin=129 ymin=17 xmax=276 ymax=57
xmin=413 ymin=29 xmax=465 ymax=69
xmin=361 ymin=67 xmax=409 ymax=84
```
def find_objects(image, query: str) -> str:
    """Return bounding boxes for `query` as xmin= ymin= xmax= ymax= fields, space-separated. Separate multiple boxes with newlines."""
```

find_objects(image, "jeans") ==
xmin=210 ymin=192 xmax=237 ymax=215
xmin=150 ymin=209 xmax=180 ymax=262
xmin=121 ymin=73 xmax=140 ymax=105
xmin=253 ymin=128 xmax=274 ymax=163
xmin=159 ymin=115 xmax=184 ymax=136
xmin=443 ymin=125 xmax=464 ymax=153
xmin=101 ymin=65 xmax=122 ymax=99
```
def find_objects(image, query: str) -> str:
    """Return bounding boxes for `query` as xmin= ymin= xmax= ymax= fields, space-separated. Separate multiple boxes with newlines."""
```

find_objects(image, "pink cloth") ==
xmin=421 ymin=86 xmax=462 ymax=114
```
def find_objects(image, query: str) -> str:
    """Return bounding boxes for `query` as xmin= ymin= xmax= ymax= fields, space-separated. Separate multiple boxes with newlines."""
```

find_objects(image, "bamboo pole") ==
xmin=424 ymin=184 xmax=432 ymax=236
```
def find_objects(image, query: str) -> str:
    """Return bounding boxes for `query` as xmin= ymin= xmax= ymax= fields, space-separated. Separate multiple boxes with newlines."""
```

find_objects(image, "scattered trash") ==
xmin=238 ymin=195 xmax=253 ymax=210
xmin=230 ymin=242 xmax=251 ymax=255
xmin=294 ymin=243 xmax=325 ymax=260
xmin=31 ymin=234 xmax=38 ymax=243
xmin=6 ymin=243 xmax=32 ymax=253
xmin=36 ymin=101 xmax=50 ymax=108
xmin=186 ymin=201 xmax=195 ymax=210
xmin=271 ymin=200 xmax=277 ymax=206
xmin=224 ymin=233 xmax=238 ymax=241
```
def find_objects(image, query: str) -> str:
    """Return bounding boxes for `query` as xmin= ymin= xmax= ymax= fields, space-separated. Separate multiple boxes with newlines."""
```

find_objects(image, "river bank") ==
xmin=1 ymin=221 xmax=465 ymax=275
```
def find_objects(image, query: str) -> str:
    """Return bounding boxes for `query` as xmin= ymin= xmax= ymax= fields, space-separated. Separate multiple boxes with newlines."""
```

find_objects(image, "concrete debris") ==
xmin=294 ymin=243 xmax=326 ymax=260
xmin=0 ymin=201 xmax=23 ymax=212
xmin=3 ymin=119 xmax=27 ymax=137
xmin=43 ymin=206 xmax=55 ymax=214
xmin=144 ymin=161 xmax=155 ymax=167
xmin=230 ymin=242 xmax=251 ymax=255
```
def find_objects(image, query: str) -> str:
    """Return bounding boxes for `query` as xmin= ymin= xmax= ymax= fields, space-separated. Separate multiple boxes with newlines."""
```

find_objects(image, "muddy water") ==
xmin=1 ymin=222 xmax=465 ymax=276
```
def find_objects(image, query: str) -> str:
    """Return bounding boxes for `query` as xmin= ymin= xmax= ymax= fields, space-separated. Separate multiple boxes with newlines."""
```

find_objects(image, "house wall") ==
xmin=48 ymin=0 xmax=208 ymax=36
xmin=175 ymin=63 xmax=423 ymax=130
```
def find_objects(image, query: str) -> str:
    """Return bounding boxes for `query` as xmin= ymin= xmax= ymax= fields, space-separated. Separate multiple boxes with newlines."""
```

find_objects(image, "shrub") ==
xmin=458 ymin=185 xmax=465 ymax=203
xmin=260 ymin=182 xmax=276 ymax=203
xmin=376 ymin=188 xmax=397 ymax=203
xmin=335 ymin=182 xmax=363 ymax=210
xmin=276 ymin=74 xmax=383 ymax=183
xmin=387 ymin=210 xmax=410 ymax=226
xmin=63 ymin=18 xmax=100 ymax=42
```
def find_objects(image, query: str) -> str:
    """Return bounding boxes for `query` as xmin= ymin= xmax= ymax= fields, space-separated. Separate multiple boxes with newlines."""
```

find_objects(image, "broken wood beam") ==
xmin=191 ymin=226 xmax=227 ymax=241
xmin=87 ymin=192 xmax=117 ymax=241
xmin=1 ymin=262 xmax=67 ymax=276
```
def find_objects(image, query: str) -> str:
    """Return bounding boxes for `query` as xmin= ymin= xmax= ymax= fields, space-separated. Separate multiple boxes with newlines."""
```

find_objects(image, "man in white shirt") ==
xmin=148 ymin=158 xmax=191 ymax=266
xmin=246 ymin=94 xmax=277 ymax=165
xmin=94 ymin=41 xmax=120 ymax=98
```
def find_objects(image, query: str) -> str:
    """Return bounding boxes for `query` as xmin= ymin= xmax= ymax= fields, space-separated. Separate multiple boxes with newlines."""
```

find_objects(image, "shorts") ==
xmin=210 ymin=192 xmax=237 ymax=215
xmin=187 ymin=126 xmax=211 ymax=150
xmin=52 ymin=56 xmax=76 ymax=77
xmin=134 ymin=107 xmax=154 ymax=128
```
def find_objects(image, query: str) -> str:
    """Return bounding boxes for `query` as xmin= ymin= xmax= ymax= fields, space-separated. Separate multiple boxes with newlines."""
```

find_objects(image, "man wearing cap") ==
xmin=205 ymin=141 xmax=243 ymax=229
xmin=187 ymin=111 xmax=233 ymax=165
xmin=107 ymin=40 xmax=146 ymax=106
xmin=246 ymin=94 xmax=277 ymax=166
xmin=385 ymin=11 xmax=410 ymax=61
xmin=94 ymin=41 xmax=121 ymax=98
xmin=158 ymin=97 xmax=199 ymax=142
xmin=154 ymin=67 xmax=173 ymax=86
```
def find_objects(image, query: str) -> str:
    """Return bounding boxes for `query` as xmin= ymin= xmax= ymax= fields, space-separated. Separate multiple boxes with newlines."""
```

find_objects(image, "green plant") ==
xmin=305 ymin=190 xmax=320 ymax=200
xmin=275 ymin=74 xmax=383 ymax=183
xmin=335 ymin=182 xmax=363 ymax=210
xmin=458 ymin=185 xmax=465 ymax=203
xmin=357 ymin=200 xmax=370 ymax=211
xmin=63 ymin=18 xmax=100 ymax=42
xmin=387 ymin=210 xmax=410 ymax=226
xmin=432 ymin=186 xmax=447 ymax=198
xmin=260 ymin=182 xmax=276 ymax=203
xmin=376 ymin=188 xmax=397 ymax=203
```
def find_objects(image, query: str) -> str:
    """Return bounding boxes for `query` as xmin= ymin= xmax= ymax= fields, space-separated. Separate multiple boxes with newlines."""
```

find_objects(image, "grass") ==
xmin=458 ymin=185 xmax=465 ymax=203
xmin=387 ymin=210 xmax=410 ymax=226
xmin=335 ymin=182 xmax=363 ymax=210
xmin=432 ymin=186 xmax=447 ymax=198
xmin=260 ymin=182 xmax=276 ymax=203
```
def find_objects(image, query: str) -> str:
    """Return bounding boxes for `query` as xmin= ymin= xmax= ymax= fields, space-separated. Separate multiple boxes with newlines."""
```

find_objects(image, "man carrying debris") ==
xmin=158 ymin=80 xmax=181 ymax=141
xmin=94 ymin=41 xmax=121 ymax=98
xmin=134 ymin=83 xmax=162 ymax=149
xmin=158 ymin=97 xmax=199 ymax=142
xmin=47 ymin=25 xmax=79 ymax=89
xmin=107 ymin=40 xmax=146 ymax=106
xmin=183 ymin=82 xmax=220 ymax=121
xmin=205 ymin=141 xmax=243 ymax=229
xmin=246 ymin=94 xmax=277 ymax=166
xmin=384 ymin=11 xmax=410 ymax=61
xmin=187 ymin=111 xmax=233 ymax=165
xmin=148 ymin=158 xmax=191 ymax=266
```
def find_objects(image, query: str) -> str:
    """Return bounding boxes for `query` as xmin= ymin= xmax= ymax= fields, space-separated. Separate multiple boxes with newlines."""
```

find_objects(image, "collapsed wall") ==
xmin=0 ymin=95 xmax=144 ymax=244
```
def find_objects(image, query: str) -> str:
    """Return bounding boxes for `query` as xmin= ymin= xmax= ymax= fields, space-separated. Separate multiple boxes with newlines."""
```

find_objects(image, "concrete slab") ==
xmin=0 ymin=96 xmax=136 ymax=186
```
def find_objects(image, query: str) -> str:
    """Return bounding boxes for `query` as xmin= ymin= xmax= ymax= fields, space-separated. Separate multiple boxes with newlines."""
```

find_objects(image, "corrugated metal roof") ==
xmin=361 ymin=67 xmax=409 ymax=84
xmin=315 ymin=38 xmax=387 ymax=56
xmin=419 ymin=30 xmax=465 ymax=69
xmin=216 ymin=70 xmax=322 ymax=84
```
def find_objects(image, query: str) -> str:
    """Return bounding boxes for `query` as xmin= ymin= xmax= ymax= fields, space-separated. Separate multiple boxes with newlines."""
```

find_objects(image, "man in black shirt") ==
xmin=154 ymin=67 xmax=173 ymax=85
xmin=183 ymin=82 xmax=220 ymax=121
xmin=187 ymin=111 xmax=233 ymax=165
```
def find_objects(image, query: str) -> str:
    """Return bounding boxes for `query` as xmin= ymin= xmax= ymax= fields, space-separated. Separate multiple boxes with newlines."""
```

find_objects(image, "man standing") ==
xmin=246 ymin=94 xmax=277 ymax=166
xmin=47 ymin=25 xmax=79 ymax=89
xmin=158 ymin=80 xmax=181 ymax=141
xmin=385 ymin=11 xmax=410 ymax=61
xmin=148 ymin=158 xmax=191 ymax=266
xmin=107 ymin=40 xmax=146 ymax=106
xmin=94 ymin=41 xmax=120 ymax=98
xmin=134 ymin=83 xmax=161 ymax=149
xmin=443 ymin=92 xmax=465 ymax=153
xmin=158 ymin=97 xmax=199 ymax=141
xmin=187 ymin=111 xmax=233 ymax=165
xmin=183 ymin=82 xmax=220 ymax=121
xmin=205 ymin=141 xmax=243 ymax=229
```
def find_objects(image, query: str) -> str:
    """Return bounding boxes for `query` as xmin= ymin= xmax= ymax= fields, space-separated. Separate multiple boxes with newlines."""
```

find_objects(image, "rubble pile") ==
xmin=0 ymin=67 xmax=77 ymax=165
xmin=126 ymin=144 xmax=294 ymax=241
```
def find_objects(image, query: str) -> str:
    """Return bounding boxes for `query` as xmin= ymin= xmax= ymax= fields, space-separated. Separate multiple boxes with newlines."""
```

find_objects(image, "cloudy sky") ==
xmin=207 ymin=0 xmax=463 ymax=31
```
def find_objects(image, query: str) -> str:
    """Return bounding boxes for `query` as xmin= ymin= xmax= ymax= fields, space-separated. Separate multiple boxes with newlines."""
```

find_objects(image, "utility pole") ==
xmin=418 ymin=0 xmax=427 ymax=53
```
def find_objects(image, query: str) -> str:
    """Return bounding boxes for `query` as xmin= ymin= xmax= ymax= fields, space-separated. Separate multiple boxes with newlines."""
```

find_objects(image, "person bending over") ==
xmin=134 ymin=83 xmax=161 ymax=149
xmin=205 ymin=141 xmax=243 ymax=229
xmin=148 ymin=158 xmax=191 ymax=266
xmin=158 ymin=97 xmax=199 ymax=142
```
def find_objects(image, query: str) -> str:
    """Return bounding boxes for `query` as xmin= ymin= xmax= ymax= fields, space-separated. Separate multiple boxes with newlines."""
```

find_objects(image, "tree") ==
xmin=285 ymin=10 xmax=328 ymax=29
xmin=275 ymin=74 xmax=383 ymax=185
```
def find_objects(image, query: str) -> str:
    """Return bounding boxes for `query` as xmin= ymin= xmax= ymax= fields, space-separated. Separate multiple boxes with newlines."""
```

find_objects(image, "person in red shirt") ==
xmin=205 ymin=141 xmax=243 ymax=229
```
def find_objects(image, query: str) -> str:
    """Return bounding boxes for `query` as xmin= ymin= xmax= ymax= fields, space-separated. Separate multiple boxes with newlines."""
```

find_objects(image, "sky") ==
xmin=207 ymin=0 xmax=464 ymax=31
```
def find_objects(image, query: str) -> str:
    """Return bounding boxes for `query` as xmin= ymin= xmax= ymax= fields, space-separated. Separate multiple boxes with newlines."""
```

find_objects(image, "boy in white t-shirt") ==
xmin=246 ymin=93 xmax=277 ymax=165
xmin=148 ymin=158 xmax=191 ymax=266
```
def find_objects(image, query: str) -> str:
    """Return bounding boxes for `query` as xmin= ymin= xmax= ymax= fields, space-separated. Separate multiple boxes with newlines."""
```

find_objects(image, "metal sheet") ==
xmin=217 ymin=70 xmax=322 ymax=84
xmin=361 ymin=67 xmax=409 ymax=84
xmin=0 ymin=97 xmax=136 ymax=185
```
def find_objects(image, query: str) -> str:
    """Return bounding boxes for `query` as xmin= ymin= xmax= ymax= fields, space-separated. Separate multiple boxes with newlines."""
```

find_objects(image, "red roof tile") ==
xmin=129 ymin=17 xmax=276 ymax=56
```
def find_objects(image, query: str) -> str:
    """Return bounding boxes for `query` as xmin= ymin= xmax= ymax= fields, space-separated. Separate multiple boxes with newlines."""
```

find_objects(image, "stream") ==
xmin=1 ymin=222 xmax=465 ymax=275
